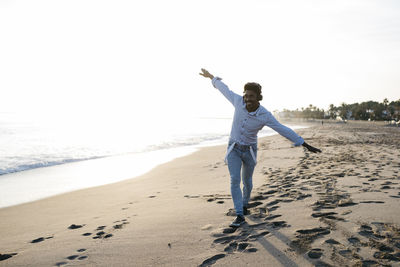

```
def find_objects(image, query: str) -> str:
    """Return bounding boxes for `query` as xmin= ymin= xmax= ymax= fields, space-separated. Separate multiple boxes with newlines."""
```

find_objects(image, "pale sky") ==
xmin=1 ymin=0 xmax=399 ymax=121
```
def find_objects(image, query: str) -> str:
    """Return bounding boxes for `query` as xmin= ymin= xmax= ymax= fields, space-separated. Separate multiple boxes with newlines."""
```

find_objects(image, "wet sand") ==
xmin=1 ymin=121 xmax=400 ymax=266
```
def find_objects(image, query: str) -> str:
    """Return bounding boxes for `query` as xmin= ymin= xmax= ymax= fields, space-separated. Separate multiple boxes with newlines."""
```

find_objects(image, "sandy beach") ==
xmin=1 ymin=122 xmax=400 ymax=266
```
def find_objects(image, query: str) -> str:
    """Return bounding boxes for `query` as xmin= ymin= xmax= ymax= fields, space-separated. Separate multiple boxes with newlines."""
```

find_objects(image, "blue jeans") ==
xmin=226 ymin=142 xmax=257 ymax=216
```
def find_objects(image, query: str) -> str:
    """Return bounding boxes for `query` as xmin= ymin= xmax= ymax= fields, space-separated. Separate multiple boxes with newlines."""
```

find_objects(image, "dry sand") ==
xmin=1 ymin=121 xmax=400 ymax=266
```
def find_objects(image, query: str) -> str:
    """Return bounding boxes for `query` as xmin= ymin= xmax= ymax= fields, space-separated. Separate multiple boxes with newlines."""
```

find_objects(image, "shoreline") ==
xmin=0 ymin=125 xmax=308 ymax=209
xmin=1 ymin=122 xmax=399 ymax=266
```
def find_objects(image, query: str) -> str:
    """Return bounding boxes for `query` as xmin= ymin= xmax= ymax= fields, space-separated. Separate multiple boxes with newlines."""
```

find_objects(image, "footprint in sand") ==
xmin=248 ymin=231 xmax=269 ymax=240
xmin=56 ymin=248 xmax=88 ymax=266
xmin=264 ymin=214 xmax=282 ymax=221
xmin=0 ymin=253 xmax=18 ymax=261
xmin=268 ymin=205 xmax=280 ymax=212
xmin=224 ymin=241 xmax=238 ymax=253
xmin=348 ymin=237 xmax=362 ymax=247
xmin=198 ymin=254 xmax=225 ymax=267
xmin=222 ymin=227 xmax=237 ymax=234
xmin=224 ymin=241 xmax=254 ymax=253
xmin=291 ymin=227 xmax=331 ymax=252
xmin=237 ymin=242 xmax=250 ymax=252
xmin=30 ymin=236 xmax=53 ymax=243
xmin=92 ymin=231 xmax=105 ymax=239
xmin=338 ymin=249 xmax=355 ymax=259
xmin=269 ymin=221 xmax=288 ymax=229
xmin=213 ymin=235 xmax=238 ymax=244
xmin=311 ymin=212 xmax=337 ymax=218
xmin=360 ymin=259 xmax=382 ymax=266
xmin=373 ymin=251 xmax=400 ymax=261
xmin=68 ymin=224 xmax=84 ymax=229
xmin=113 ymin=223 xmax=125 ymax=229
xmin=92 ymin=231 xmax=112 ymax=239
xmin=184 ymin=195 xmax=200 ymax=198
xmin=324 ymin=238 xmax=340 ymax=245
xmin=307 ymin=248 xmax=323 ymax=259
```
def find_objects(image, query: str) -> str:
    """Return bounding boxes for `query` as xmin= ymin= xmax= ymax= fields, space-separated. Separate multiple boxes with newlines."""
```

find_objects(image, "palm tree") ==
xmin=328 ymin=104 xmax=337 ymax=119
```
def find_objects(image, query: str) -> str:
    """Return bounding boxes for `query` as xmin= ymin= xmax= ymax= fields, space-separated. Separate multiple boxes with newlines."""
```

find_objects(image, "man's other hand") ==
xmin=302 ymin=142 xmax=322 ymax=153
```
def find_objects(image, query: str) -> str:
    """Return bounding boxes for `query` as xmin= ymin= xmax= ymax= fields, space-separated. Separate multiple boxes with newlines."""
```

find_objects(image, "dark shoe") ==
xmin=243 ymin=206 xmax=249 ymax=215
xmin=230 ymin=215 xmax=245 ymax=227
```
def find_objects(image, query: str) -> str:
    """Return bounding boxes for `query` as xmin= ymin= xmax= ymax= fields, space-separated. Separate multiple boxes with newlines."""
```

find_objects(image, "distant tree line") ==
xmin=276 ymin=98 xmax=400 ymax=121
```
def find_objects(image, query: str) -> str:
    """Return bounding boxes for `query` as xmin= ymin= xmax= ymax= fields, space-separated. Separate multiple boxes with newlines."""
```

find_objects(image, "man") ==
xmin=199 ymin=68 xmax=321 ymax=227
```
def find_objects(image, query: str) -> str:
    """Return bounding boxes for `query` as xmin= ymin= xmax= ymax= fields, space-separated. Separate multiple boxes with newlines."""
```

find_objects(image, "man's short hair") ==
xmin=244 ymin=82 xmax=263 ymax=101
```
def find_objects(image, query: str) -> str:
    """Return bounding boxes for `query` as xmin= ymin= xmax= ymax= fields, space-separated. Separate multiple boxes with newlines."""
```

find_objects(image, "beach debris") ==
xmin=201 ymin=224 xmax=213 ymax=230
xmin=338 ymin=199 xmax=357 ymax=207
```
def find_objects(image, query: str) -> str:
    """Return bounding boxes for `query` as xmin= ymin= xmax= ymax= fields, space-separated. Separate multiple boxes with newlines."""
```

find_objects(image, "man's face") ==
xmin=243 ymin=90 xmax=259 ymax=111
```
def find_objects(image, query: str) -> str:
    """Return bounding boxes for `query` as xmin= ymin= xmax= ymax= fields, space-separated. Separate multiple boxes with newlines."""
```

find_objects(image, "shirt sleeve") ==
xmin=264 ymin=112 xmax=304 ymax=146
xmin=212 ymin=77 xmax=241 ymax=106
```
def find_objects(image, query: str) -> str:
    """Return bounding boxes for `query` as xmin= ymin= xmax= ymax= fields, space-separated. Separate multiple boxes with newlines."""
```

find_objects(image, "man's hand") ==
xmin=199 ymin=68 xmax=214 ymax=79
xmin=302 ymin=142 xmax=322 ymax=153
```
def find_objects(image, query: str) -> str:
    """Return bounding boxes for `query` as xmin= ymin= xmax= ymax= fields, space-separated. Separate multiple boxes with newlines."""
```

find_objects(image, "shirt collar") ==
xmin=241 ymin=98 xmax=267 ymax=116
xmin=249 ymin=107 xmax=259 ymax=116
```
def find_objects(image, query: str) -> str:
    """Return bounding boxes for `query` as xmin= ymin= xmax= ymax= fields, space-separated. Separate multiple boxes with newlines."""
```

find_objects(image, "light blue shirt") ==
xmin=212 ymin=76 xmax=304 ymax=147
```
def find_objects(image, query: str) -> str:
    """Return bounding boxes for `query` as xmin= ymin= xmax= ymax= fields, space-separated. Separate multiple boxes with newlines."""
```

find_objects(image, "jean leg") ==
xmin=227 ymin=148 xmax=243 ymax=216
xmin=242 ymin=149 xmax=256 ymax=207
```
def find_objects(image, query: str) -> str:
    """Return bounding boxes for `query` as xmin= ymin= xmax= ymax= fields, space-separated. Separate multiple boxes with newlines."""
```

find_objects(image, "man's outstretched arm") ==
xmin=199 ymin=68 xmax=240 ymax=106
xmin=302 ymin=142 xmax=322 ymax=153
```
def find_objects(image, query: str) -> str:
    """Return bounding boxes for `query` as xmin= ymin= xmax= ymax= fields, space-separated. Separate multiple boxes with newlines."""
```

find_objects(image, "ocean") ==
xmin=0 ymin=112 xmax=306 ymax=208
